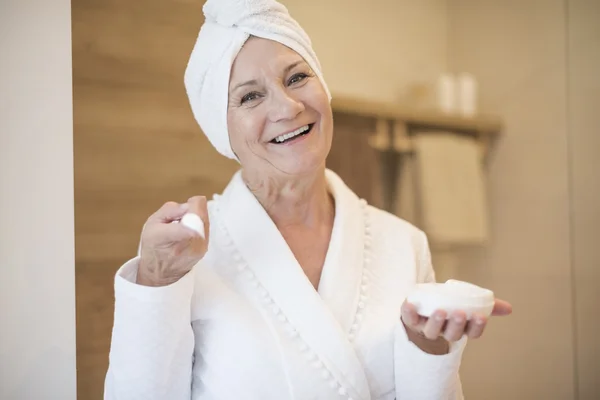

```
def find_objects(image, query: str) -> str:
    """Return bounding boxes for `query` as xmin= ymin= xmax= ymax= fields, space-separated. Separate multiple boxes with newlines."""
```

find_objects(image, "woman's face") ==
xmin=227 ymin=37 xmax=333 ymax=177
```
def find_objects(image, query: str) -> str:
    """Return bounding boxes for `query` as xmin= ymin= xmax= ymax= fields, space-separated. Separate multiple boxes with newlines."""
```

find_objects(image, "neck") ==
xmin=242 ymin=165 xmax=334 ymax=228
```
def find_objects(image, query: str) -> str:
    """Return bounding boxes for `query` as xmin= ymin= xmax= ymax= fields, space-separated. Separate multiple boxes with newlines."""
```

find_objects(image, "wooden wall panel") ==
xmin=72 ymin=1 xmax=239 ymax=398
xmin=73 ymin=1 xmax=377 ymax=398
xmin=567 ymin=0 xmax=600 ymax=397
xmin=327 ymin=113 xmax=383 ymax=208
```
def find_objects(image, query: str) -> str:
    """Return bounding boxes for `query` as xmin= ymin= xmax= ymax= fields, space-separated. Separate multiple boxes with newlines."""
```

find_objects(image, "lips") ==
xmin=270 ymin=123 xmax=314 ymax=144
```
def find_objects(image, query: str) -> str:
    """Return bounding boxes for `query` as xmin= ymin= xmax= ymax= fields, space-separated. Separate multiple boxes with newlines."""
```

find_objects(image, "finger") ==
xmin=401 ymin=301 xmax=421 ymax=329
xmin=443 ymin=310 xmax=467 ymax=342
xmin=465 ymin=313 xmax=487 ymax=339
xmin=170 ymin=220 xmax=207 ymax=251
xmin=163 ymin=221 xmax=199 ymax=241
xmin=165 ymin=221 xmax=208 ymax=257
xmin=422 ymin=310 xmax=447 ymax=340
xmin=187 ymin=196 xmax=209 ymax=240
xmin=491 ymin=299 xmax=513 ymax=316
xmin=149 ymin=201 xmax=189 ymax=223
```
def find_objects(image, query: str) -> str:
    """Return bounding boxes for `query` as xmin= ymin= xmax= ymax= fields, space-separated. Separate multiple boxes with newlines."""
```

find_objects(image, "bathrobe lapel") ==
xmin=216 ymin=169 xmax=371 ymax=400
xmin=317 ymin=170 xmax=367 ymax=336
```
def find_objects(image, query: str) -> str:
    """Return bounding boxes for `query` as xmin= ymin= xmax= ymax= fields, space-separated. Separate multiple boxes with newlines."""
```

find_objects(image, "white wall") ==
xmin=0 ymin=1 xmax=77 ymax=399
xmin=447 ymin=1 xmax=575 ymax=399
xmin=283 ymin=0 xmax=449 ymax=103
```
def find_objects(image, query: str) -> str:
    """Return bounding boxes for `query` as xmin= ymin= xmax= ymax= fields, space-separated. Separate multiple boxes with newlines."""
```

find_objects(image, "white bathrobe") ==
xmin=104 ymin=169 xmax=467 ymax=400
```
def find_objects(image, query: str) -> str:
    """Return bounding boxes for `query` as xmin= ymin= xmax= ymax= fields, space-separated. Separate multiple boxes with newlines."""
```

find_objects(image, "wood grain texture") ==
xmin=73 ymin=1 xmax=380 ymax=398
xmin=72 ymin=1 xmax=237 ymax=398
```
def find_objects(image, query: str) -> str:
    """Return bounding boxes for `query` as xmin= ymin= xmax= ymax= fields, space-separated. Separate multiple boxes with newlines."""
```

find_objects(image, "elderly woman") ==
xmin=104 ymin=1 xmax=511 ymax=399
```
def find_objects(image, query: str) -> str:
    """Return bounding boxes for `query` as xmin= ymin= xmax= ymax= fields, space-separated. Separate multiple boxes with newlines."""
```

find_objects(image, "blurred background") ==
xmin=72 ymin=0 xmax=600 ymax=399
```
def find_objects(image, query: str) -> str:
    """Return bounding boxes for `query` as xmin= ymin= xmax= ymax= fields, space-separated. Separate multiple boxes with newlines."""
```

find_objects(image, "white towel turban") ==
xmin=183 ymin=0 xmax=332 ymax=160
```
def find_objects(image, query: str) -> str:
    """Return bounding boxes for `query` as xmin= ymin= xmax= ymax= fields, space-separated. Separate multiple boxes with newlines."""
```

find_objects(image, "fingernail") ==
xmin=454 ymin=316 xmax=464 ymax=324
xmin=180 ymin=203 xmax=189 ymax=211
xmin=435 ymin=314 xmax=444 ymax=322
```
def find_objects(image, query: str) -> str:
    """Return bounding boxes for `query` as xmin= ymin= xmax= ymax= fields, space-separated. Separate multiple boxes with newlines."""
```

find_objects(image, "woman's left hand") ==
xmin=401 ymin=299 xmax=513 ymax=343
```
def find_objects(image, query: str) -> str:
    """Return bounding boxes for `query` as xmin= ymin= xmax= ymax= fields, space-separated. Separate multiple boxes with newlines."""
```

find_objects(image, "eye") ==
xmin=287 ymin=72 xmax=308 ymax=86
xmin=240 ymin=91 xmax=261 ymax=104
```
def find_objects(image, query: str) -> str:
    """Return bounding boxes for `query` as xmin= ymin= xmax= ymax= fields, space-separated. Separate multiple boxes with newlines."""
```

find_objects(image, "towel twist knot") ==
xmin=203 ymin=0 xmax=279 ymax=28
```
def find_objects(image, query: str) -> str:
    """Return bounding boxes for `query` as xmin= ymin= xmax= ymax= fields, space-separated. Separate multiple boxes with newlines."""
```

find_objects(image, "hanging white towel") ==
xmin=411 ymin=132 xmax=489 ymax=247
xmin=393 ymin=153 xmax=419 ymax=226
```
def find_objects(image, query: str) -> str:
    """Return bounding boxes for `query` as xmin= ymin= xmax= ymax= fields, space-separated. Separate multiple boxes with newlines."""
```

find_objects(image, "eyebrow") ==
xmin=231 ymin=79 xmax=258 ymax=92
xmin=230 ymin=60 xmax=305 ymax=92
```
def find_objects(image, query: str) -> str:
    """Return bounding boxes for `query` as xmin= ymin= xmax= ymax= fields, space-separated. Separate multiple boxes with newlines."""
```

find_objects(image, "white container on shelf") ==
xmin=457 ymin=73 xmax=478 ymax=117
xmin=436 ymin=73 xmax=456 ymax=114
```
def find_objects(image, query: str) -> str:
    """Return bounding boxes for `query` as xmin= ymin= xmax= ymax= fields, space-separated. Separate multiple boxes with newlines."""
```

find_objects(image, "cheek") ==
xmin=305 ymin=82 xmax=332 ymax=124
xmin=315 ymin=94 xmax=333 ymax=133
xmin=227 ymin=109 xmax=264 ymax=151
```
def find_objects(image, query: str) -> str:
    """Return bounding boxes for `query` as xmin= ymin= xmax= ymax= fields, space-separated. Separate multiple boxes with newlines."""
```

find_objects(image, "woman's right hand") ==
xmin=136 ymin=196 xmax=210 ymax=287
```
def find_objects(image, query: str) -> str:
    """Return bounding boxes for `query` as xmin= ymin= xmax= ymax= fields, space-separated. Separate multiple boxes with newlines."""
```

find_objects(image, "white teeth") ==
xmin=274 ymin=125 xmax=310 ymax=143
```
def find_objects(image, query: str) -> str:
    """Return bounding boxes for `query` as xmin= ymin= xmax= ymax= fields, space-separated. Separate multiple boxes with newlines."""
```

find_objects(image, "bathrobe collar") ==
xmin=215 ymin=168 xmax=371 ymax=400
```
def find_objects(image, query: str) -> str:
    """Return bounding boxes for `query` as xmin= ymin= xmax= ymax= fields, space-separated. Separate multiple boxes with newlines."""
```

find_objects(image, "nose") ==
xmin=268 ymin=87 xmax=305 ymax=123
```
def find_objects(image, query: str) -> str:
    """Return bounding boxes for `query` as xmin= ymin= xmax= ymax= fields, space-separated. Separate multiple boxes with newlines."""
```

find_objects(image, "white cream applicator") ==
xmin=173 ymin=213 xmax=205 ymax=238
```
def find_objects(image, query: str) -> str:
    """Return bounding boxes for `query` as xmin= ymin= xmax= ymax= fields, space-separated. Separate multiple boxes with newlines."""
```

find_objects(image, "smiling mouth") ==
xmin=270 ymin=124 xmax=314 ymax=144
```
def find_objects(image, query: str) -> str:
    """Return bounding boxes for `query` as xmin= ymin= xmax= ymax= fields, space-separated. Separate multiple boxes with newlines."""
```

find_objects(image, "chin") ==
xmin=276 ymin=141 xmax=330 ymax=177
xmin=272 ymin=152 xmax=326 ymax=177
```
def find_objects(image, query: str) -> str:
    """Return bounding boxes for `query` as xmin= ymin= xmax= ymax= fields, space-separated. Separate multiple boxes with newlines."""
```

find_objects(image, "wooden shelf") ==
xmin=330 ymin=94 xmax=503 ymax=157
xmin=331 ymin=94 xmax=503 ymax=134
